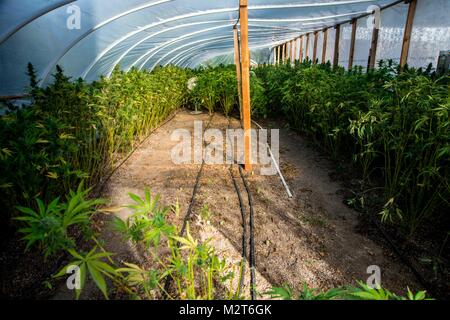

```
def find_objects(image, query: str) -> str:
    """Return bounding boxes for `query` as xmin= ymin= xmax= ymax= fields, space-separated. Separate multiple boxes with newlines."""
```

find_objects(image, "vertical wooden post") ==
xmin=293 ymin=37 xmax=298 ymax=62
xmin=233 ymin=26 xmax=243 ymax=120
xmin=333 ymin=24 xmax=341 ymax=68
xmin=277 ymin=46 xmax=281 ymax=65
xmin=305 ymin=34 xmax=310 ymax=60
xmin=289 ymin=40 xmax=294 ymax=63
xmin=284 ymin=43 xmax=288 ymax=62
xmin=273 ymin=47 xmax=277 ymax=65
xmin=400 ymin=0 xmax=417 ymax=70
xmin=322 ymin=28 xmax=328 ymax=63
xmin=299 ymin=36 xmax=304 ymax=62
xmin=312 ymin=31 xmax=319 ymax=63
xmin=281 ymin=43 xmax=285 ymax=63
xmin=239 ymin=0 xmax=252 ymax=172
xmin=368 ymin=25 xmax=379 ymax=69
xmin=348 ymin=19 xmax=357 ymax=69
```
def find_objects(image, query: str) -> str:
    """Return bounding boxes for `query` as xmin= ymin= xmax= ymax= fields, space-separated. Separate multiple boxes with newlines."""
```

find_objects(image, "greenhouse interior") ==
xmin=0 ymin=0 xmax=449 ymax=303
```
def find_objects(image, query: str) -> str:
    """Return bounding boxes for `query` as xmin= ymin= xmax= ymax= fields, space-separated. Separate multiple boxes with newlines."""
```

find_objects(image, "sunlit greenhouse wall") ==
xmin=408 ymin=0 xmax=450 ymax=68
xmin=375 ymin=2 xmax=408 ymax=65
xmin=339 ymin=22 xmax=352 ymax=68
xmin=353 ymin=16 xmax=372 ymax=68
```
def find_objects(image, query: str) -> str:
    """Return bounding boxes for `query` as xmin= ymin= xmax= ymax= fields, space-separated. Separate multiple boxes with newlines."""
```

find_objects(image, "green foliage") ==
xmin=190 ymin=65 xmax=238 ymax=116
xmin=114 ymin=191 xmax=237 ymax=299
xmin=256 ymin=60 xmax=450 ymax=236
xmin=54 ymin=246 xmax=117 ymax=299
xmin=1 ymin=64 xmax=189 ymax=230
xmin=15 ymin=182 xmax=104 ymax=258
xmin=267 ymin=282 xmax=430 ymax=300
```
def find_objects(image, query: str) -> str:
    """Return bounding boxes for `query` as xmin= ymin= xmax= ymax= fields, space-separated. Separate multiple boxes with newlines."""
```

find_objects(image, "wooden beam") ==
xmin=400 ymin=0 xmax=417 ymax=70
xmin=305 ymin=34 xmax=310 ymax=60
xmin=233 ymin=26 xmax=243 ymax=120
xmin=284 ymin=43 xmax=288 ymax=62
xmin=333 ymin=24 xmax=341 ymax=67
xmin=277 ymin=46 xmax=281 ymax=65
xmin=289 ymin=40 xmax=294 ymax=63
xmin=312 ymin=31 xmax=319 ymax=63
xmin=348 ymin=19 xmax=357 ymax=69
xmin=293 ymin=37 xmax=298 ymax=62
xmin=239 ymin=0 xmax=252 ymax=172
xmin=273 ymin=47 xmax=276 ymax=65
xmin=281 ymin=43 xmax=285 ymax=63
xmin=368 ymin=25 xmax=379 ymax=69
xmin=299 ymin=36 xmax=304 ymax=62
xmin=322 ymin=28 xmax=328 ymax=63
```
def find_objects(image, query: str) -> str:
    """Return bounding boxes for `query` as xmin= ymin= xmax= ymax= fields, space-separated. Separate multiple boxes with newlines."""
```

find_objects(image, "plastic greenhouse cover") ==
xmin=0 ymin=0 xmax=449 ymax=96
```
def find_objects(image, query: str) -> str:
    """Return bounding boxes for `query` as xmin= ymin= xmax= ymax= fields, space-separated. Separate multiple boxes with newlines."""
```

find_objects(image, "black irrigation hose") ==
xmin=238 ymin=165 xmax=256 ymax=300
xmin=75 ymin=110 xmax=181 ymax=244
xmin=229 ymin=166 xmax=247 ymax=298
xmin=96 ymin=109 xmax=181 ymax=196
xmin=226 ymin=117 xmax=247 ymax=298
xmin=163 ymin=113 xmax=215 ymax=297
xmin=367 ymin=214 xmax=436 ymax=297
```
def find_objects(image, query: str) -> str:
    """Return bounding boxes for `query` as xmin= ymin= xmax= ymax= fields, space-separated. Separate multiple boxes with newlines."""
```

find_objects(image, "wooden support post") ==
xmin=400 ymin=0 xmax=417 ymax=70
xmin=239 ymin=0 xmax=252 ymax=172
xmin=277 ymin=46 xmax=281 ymax=65
xmin=293 ymin=37 xmax=298 ymax=62
xmin=313 ymin=31 xmax=319 ymax=63
xmin=284 ymin=43 xmax=288 ymax=62
xmin=289 ymin=40 xmax=294 ymax=63
xmin=322 ymin=28 xmax=328 ymax=63
xmin=348 ymin=19 xmax=357 ymax=69
xmin=273 ymin=47 xmax=276 ymax=65
xmin=299 ymin=36 xmax=304 ymax=62
xmin=233 ymin=26 xmax=243 ymax=120
xmin=368 ymin=25 xmax=379 ymax=69
xmin=333 ymin=24 xmax=341 ymax=68
xmin=281 ymin=43 xmax=285 ymax=63
xmin=305 ymin=34 xmax=310 ymax=60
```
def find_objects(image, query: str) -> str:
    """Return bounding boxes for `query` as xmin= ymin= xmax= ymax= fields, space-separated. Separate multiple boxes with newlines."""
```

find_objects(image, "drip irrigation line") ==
xmin=96 ymin=109 xmax=181 ymax=196
xmin=75 ymin=109 xmax=181 ymax=245
xmin=238 ymin=165 xmax=256 ymax=300
xmin=226 ymin=117 xmax=247 ymax=298
xmin=367 ymin=214 xmax=436 ymax=297
xmin=163 ymin=113 xmax=214 ymax=297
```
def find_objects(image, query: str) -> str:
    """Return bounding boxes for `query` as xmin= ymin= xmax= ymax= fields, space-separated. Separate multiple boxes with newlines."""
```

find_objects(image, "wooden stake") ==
xmin=239 ymin=0 xmax=252 ymax=172
xmin=348 ymin=19 xmax=357 ymax=70
xmin=293 ymin=38 xmax=298 ymax=62
xmin=333 ymin=25 xmax=341 ymax=68
xmin=322 ymin=28 xmax=328 ymax=63
xmin=400 ymin=0 xmax=417 ymax=70
xmin=277 ymin=46 xmax=281 ymax=65
xmin=233 ymin=26 xmax=243 ymax=120
xmin=289 ymin=40 xmax=294 ymax=63
xmin=299 ymin=36 xmax=304 ymax=62
xmin=313 ymin=31 xmax=319 ymax=63
xmin=368 ymin=25 xmax=379 ymax=69
xmin=305 ymin=34 xmax=310 ymax=60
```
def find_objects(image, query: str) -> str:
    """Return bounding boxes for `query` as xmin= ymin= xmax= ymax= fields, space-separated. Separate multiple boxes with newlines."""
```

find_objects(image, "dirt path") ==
xmin=53 ymin=110 xmax=420 ymax=299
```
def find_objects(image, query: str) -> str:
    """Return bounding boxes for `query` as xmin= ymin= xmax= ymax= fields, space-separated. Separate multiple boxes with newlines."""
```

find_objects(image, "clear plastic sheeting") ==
xmin=408 ymin=0 xmax=450 ymax=69
xmin=339 ymin=22 xmax=352 ymax=67
xmin=375 ymin=2 xmax=408 ymax=65
xmin=0 ymin=0 xmax=449 ymax=96
xmin=353 ymin=16 xmax=372 ymax=68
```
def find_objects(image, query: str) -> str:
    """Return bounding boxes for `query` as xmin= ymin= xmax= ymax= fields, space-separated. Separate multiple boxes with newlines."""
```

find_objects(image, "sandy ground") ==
xmin=53 ymin=110 xmax=420 ymax=299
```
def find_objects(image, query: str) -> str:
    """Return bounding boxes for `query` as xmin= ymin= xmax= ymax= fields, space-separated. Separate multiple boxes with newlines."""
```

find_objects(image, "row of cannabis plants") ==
xmin=1 ymin=63 xmax=428 ymax=299
xmin=0 ymin=64 xmax=190 ymax=237
xmin=254 ymin=59 xmax=450 ymax=237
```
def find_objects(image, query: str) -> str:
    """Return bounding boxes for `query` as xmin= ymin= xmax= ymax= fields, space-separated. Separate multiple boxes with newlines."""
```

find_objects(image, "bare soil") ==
xmin=53 ymin=110 xmax=421 ymax=299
